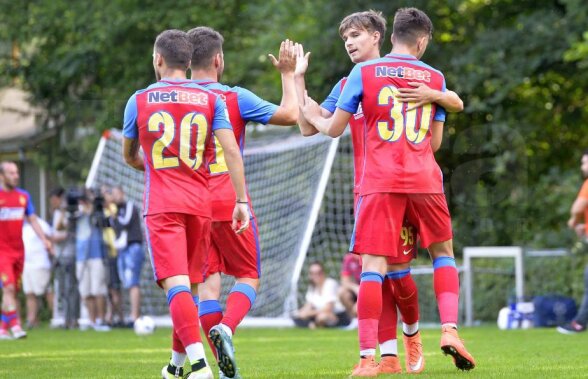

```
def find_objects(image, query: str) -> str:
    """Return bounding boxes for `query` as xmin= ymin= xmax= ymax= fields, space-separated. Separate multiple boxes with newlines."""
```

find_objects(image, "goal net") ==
xmin=84 ymin=128 xmax=338 ymax=322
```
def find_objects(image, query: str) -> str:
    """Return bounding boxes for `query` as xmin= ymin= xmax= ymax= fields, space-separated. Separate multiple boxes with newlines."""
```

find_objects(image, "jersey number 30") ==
xmin=377 ymin=85 xmax=432 ymax=144
xmin=148 ymin=111 xmax=208 ymax=170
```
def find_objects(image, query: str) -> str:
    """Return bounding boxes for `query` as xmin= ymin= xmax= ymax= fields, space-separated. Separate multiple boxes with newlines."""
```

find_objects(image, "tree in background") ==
xmin=0 ymin=0 xmax=587 ymax=252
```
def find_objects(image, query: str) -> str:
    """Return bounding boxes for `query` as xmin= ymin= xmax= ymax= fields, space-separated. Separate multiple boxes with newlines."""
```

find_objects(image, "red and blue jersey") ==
xmin=123 ymin=79 xmax=232 ymax=217
xmin=193 ymin=80 xmax=278 ymax=222
xmin=0 ymin=188 xmax=34 ymax=253
xmin=322 ymin=77 xmax=365 ymax=195
xmin=336 ymin=53 xmax=447 ymax=194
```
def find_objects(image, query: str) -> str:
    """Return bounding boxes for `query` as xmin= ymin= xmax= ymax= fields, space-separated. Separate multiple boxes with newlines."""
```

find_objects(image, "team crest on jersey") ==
xmin=353 ymin=104 xmax=364 ymax=120
xmin=148 ymin=90 xmax=208 ymax=105
xmin=19 ymin=195 xmax=26 ymax=206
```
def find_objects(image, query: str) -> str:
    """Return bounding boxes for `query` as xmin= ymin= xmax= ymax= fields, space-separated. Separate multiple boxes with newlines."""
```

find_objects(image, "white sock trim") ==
xmin=171 ymin=350 xmax=187 ymax=367
xmin=403 ymin=321 xmax=419 ymax=335
xmin=379 ymin=339 xmax=398 ymax=356
xmin=360 ymin=348 xmax=376 ymax=357
xmin=185 ymin=342 xmax=206 ymax=365
xmin=442 ymin=322 xmax=457 ymax=329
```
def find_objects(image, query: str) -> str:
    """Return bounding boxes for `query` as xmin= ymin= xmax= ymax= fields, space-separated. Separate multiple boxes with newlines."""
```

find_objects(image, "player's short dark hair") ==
xmin=339 ymin=10 xmax=387 ymax=49
xmin=187 ymin=26 xmax=224 ymax=71
xmin=392 ymin=7 xmax=433 ymax=46
xmin=583 ymin=149 xmax=588 ymax=157
xmin=50 ymin=187 xmax=65 ymax=198
xmin=154 ymin=29 xmax=192 ymax=70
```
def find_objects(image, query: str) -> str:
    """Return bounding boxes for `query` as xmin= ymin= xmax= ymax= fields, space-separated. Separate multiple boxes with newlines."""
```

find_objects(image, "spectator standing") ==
xmin=22 ymin=218 xmax=54 ymax=328
xmin=75 ymin=192 xmax=110 ymax=331
xmin=111 ymin=185 xmax=144 ymax=323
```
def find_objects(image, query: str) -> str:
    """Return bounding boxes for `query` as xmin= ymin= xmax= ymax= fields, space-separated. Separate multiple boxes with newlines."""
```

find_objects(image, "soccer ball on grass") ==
xmin=134 ymin=316 xmax=156 ymax=336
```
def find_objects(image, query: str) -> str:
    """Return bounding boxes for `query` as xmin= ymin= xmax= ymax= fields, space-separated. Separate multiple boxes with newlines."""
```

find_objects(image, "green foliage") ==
xmin=1 ymin=1 xmax=588 ymax=261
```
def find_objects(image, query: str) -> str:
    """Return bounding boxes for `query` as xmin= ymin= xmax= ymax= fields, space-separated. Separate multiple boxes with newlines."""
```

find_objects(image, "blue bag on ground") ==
xmin=533 ymin=295 xmax=577 ymax=327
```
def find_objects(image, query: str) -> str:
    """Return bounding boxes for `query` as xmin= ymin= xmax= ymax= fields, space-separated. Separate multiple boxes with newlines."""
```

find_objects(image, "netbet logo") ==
xmin=148 ymin=90 xmax=208 ymax=105
xmin=0 ymin=208 xmax=25 ymax=221
xmin=375 ymin=66 xmax=431 ymax=82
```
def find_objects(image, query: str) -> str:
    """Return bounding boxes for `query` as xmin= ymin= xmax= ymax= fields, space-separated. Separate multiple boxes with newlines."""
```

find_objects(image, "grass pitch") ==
xmin=0 ymin=325 xmax=586 ymax=378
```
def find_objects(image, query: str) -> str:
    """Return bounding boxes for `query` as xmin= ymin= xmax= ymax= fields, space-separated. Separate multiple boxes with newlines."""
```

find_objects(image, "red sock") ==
xmin=2 ymin=310 xmax=19 ymax=329
xmin=199 ymin=300 xmax=223 ymax=359
xmin=168 ymin=288 xmax=201 ymax=348
xmin=357 ymin=272 xmax=384 ymax=352
xmin=172 ymin=328 xmax=186 ymax=354
xmin=378 ymin=278 xmax=398 ymax=343
xmin=222 ymin=284 xmax=256 ymax=333
xmin=433 ymin=259 xmax=460 ymax=325
xmin=389 ymin=271 xmax=419 ymax=325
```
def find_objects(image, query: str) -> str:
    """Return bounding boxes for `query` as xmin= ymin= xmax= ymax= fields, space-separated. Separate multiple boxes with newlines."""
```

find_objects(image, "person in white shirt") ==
xmin=22 ymin=218 xmax=54 ymax=328
xmin=293 ymin=261 xmax=350 ymax=328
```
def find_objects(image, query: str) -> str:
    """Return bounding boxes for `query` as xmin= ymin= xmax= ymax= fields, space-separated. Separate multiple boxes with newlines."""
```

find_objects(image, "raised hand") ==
xmin=294 ymin=42 xmax=311 ymax=77
xmin=268 ymin=39 xmax=296 ymax=74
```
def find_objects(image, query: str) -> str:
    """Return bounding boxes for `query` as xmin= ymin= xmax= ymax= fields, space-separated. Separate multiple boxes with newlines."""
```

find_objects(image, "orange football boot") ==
xmin=350 ymin=355 xmax=379 ymax=377
xmin=403 ymin=331 xmax=425 ymax=373
xmin=440 ymin=326 xmax=476 ymax=371
xmin=378 ymin=356 xmax=402 ymax=374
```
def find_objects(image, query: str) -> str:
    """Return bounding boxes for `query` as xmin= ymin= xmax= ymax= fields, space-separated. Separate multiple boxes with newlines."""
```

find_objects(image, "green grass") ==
xmin=0 ymin=325 xmax=587 ymax=378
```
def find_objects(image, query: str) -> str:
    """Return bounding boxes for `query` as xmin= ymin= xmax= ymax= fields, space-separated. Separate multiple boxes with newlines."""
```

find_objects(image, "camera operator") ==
xmin=111 ymin=185 xmax=144 ymax=324
xmin=75 ymin=189 xmax=110 ymax=332
xmin=50 ymin=187 xmax=79 ymax=329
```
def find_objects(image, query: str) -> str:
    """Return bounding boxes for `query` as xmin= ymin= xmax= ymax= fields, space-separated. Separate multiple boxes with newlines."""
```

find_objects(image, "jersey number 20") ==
xmin=148 ymin=111 xmax=208 ymax=170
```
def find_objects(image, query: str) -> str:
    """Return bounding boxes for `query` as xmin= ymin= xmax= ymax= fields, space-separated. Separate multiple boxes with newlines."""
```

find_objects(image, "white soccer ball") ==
xmin=134 ymin=316 xmax=156 ymax=336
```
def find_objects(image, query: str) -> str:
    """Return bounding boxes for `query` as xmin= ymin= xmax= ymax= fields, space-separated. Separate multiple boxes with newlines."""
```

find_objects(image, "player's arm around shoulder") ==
xmin=267 ymin=39 xmax=299 ymax=125
xmin=397 ymin=82 xmax=464 ymax=113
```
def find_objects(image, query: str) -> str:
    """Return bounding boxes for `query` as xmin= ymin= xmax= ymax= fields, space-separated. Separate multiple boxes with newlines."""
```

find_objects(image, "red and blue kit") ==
xmin=123 ymin=79 xmax=232 ymax=283
xmin=194 ymin=80 xmax=277 ymax=279
xmin=337 ymin=53 xmax=453 ymax=255
xmin=0 ymin=188 xmax=34 ymax=288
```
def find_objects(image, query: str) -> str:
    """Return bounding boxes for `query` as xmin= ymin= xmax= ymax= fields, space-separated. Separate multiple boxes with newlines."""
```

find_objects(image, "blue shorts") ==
xmin=117 ymin=243 xmax=145 ymax=289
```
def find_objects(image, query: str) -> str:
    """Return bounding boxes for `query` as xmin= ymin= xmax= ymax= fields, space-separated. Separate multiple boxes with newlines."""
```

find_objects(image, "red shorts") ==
xmin=204 ymin=219 xmax=260 ymax=279
xmin=0 ymin=250 xmax=24 ymax=289
xmin=145 ymin=213 xmax=211 ymax=285
xmin=351 ymin=193 xmax=452 ymax=257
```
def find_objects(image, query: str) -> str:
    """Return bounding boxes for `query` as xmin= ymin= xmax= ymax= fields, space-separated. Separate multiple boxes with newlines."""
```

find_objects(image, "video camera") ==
xmin=65 ymin=187 xmax=109 ymax=228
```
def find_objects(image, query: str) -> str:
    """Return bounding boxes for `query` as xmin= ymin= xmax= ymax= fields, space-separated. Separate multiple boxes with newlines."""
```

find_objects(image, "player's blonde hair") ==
xmin=338 ymin=10 xmax=387 ymax=49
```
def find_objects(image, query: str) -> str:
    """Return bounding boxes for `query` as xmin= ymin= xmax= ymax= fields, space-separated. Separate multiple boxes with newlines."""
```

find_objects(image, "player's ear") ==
xmin=214 ymin=53 xmax=222 ymax=69
xmin=155 ymin=53 xmax=163 ymax=68
xmin=372 ymin=30 xmax=380 ymax=46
